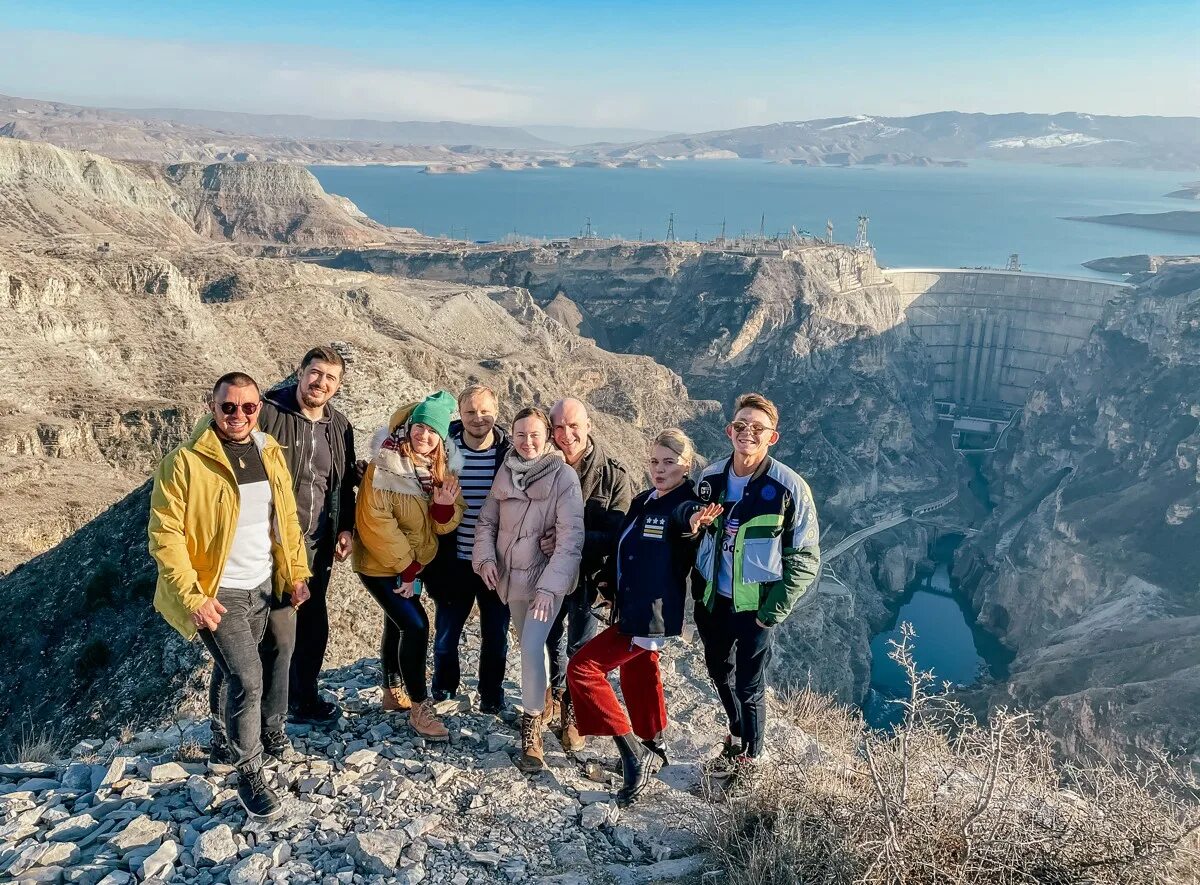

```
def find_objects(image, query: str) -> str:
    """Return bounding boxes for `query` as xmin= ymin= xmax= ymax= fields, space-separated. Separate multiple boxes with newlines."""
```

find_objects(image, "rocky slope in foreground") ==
xmin=956 ymin=263 xmax=1200 ymax=762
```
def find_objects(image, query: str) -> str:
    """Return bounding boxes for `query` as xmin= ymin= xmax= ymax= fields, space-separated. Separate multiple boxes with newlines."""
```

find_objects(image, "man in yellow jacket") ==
xmin=149 ymin=372 xmax=311 ymax=823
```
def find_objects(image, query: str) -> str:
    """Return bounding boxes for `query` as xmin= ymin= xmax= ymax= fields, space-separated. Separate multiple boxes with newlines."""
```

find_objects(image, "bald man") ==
xmin=543 ymin=397 xmax=633 ymax=751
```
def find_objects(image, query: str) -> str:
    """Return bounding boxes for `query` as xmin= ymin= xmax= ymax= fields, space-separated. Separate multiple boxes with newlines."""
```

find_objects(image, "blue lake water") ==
xmin=865 ymin=561 xmax=1012 ymax=729
xmin=311 ymin=160 xmax=1197 ymax=277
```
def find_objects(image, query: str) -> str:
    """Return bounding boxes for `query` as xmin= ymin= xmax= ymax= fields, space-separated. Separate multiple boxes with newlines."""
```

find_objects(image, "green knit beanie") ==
xmin=408 ymin=390 xmax=456 ymax=440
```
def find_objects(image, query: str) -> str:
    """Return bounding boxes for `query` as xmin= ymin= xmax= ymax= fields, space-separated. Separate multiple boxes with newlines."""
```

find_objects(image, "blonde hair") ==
xmin=733 ymin=392 xmax=780 ymax=428
xmin=651 ymin=428 xmax=697 ymax=470
xmin=458 ymin=383 xmax=497 ymax=408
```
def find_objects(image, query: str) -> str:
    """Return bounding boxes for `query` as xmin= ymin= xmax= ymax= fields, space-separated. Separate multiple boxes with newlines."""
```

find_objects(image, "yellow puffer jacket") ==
xmin=352 ymin=404 xmax=466 ymax=578
xmin=148 ymin=418 xmax=312 ymax=639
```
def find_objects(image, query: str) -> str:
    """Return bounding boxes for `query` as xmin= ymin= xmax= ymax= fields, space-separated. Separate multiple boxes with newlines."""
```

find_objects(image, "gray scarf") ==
xmin=504 ymin=447 xmax=563 ymax=491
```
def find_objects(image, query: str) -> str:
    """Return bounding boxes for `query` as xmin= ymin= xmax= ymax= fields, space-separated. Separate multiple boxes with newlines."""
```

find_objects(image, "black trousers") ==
xmin=358 ymin=573 xmax=431 ymax=704
xmin=289 ymin=534 xmax=335 ymax=708
xmin=427 ymin=557 xmax=511 ymax=707
xmin=694 ymin=594 xmax=774 ymax=758
xmin=202 ymin=578 xmax=295 ymax=767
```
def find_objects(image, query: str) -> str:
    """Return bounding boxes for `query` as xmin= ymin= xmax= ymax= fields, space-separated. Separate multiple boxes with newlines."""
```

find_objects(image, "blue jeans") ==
xmin=694 ymin=595 xmax=775 ymax=758
xmin=546 ymin=582 xmax=602 ymax=695
xmin=428 ymin=557 xmax=511 ymax=707
xmin=201 ymin=578 xmax=295 ymax=768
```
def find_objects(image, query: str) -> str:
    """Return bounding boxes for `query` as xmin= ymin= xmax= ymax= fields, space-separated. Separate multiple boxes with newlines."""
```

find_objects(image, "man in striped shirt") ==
xmin=426 ymin=384 xmax=513 ymax=713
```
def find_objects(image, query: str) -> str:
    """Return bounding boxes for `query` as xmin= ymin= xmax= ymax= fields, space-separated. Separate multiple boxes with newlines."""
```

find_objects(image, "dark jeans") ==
xmin=546 ymin=583 xmax=602 ymax=696
xmin=358 ymin=573 xmax=430 ymax=704
xmin=201 ymin=578 xmax=296 ymax=767
xmin=694 ymin=595 xmax=774 ymax=757
xmin=289 ymin=534 xmax=335 ymax=709
xmin=427 ymin=557 xmax=511 ymax=707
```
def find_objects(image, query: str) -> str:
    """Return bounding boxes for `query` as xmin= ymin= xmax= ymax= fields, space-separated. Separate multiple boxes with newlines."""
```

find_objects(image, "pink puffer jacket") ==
xmin=472 ymin=454 xmax=585 ymax=604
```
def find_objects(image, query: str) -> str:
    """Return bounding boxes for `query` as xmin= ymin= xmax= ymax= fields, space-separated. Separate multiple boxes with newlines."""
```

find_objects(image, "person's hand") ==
xmin=192 ymin=597 xmax=227 ymax=631
xmin=689 ymin=503 xmax=724 ymax=534
xmin=334 ymin=531 xmax=353 ymax=562
xmin=531 ymin=590 xmax=555 ymax=622
xmin=478 ymin=561 xmax=499 ymax=591
xmin=394 ymin=581 xmax=416 ymax=598
xmin=538 ymin=528 xmax=556 ymax=556
xmin=433 ymin=476 xmax=461 ymax=507
xmin=291 ymin=581 xmax=311 ymax=608
xmin=355 ymin=459 xmax=368 ymax=484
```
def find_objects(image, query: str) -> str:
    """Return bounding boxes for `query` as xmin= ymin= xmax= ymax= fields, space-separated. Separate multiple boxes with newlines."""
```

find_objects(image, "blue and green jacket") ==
xmin=694 ymin=455 xmax=821 ymax=625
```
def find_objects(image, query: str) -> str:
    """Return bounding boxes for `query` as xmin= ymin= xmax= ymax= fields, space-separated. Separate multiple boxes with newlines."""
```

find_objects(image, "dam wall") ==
xmin=885 ymin=269 xmax=1130 ymax=410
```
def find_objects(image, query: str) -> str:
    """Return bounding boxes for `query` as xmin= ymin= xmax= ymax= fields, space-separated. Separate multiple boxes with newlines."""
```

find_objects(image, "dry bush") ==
xmin=3 ymin=719 xmax=61 ymax=764
xmin=700 ymin=624 xmax=1200 ymax=885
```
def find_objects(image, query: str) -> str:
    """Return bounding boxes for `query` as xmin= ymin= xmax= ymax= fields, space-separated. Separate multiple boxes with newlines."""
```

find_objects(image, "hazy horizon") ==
xmin=0 ymin=0 xmax=1196 ymax=132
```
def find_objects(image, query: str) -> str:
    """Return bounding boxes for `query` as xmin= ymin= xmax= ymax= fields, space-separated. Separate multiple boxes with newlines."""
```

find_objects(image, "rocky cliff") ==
xmin=955 ymin=263 xmax=1200 ymax=761
xmin=0 ymin=138 xmax=391 ymax=248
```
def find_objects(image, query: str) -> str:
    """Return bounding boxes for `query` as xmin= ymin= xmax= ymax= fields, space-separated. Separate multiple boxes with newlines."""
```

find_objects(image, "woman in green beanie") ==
xmin=353 ymin=391 xmax=466 ymax=741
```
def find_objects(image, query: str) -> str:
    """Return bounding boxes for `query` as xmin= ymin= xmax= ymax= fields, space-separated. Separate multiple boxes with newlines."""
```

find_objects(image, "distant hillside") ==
xmin=126 ymin=106 xmax=557 ymax=150
xmin=596 ymin=112 xmax=1200 ymax=170
xmin=1067 ymin=210 xmax=1200 ymax=235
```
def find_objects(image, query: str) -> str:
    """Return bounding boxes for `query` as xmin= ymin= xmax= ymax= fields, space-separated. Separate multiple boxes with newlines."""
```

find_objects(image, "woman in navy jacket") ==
xmin=566 ymin=428 xmax=704 ymax=805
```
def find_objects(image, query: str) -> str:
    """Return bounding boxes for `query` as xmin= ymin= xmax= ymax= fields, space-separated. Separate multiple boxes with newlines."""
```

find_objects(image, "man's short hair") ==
xmin=212 ymin=372 xmax=260 ymax=399
xmin=299 ymin=345 xmax=346 ymax=375
xmin=458 ymin=383 xmax=497 ymax=407
xmin=733 ymin=392 xmax=779 ymax=428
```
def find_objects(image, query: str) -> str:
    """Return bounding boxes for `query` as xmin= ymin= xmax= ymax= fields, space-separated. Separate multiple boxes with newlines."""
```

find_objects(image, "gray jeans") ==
xmin=199 ymin=578 xmax=296 ymax=768
xmin=509 ymin=594 xmax=566 ymax=714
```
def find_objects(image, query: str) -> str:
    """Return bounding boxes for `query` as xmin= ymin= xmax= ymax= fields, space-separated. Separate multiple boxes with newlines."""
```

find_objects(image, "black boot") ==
xmin=208 ymin=722 xmax=235 ymax=766
xmin=641 ymin=736 xmax=669 ymax=768
xmin=236 ymin=761 xmax=282 ymax=822
xmin=614 ymin=733 xmax=652 ymax=807
xmin=262 ymin=730 xmax=296 ymax=763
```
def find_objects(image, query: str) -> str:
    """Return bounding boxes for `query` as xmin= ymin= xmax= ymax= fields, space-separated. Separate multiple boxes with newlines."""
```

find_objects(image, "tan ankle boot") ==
xmin=410 ymin=698 xmax=449 ymax=742
xmin=559 ymin=694 xmax=585 ymax=754
xmin=382 ymin=684 xmax=412 ymax=712
xmin=544 ymin=687 xmax=562 ymax=726
xmin=517 ymin=712 xmax=546 ymax=773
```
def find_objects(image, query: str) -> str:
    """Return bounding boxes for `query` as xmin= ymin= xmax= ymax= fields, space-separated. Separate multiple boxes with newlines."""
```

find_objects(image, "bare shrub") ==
xmin=700 ymin=623 xmax=1200 ymax=885
xmin=3 ymin=719 xmax=61 ymax=764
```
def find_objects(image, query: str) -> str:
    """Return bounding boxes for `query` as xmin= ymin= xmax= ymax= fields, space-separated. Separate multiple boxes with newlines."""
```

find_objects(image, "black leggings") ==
xmin=358 ymin=573 xmax=430 ymax=703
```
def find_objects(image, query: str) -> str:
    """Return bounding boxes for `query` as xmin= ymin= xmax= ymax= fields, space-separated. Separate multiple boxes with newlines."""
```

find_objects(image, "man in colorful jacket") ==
xmin=691 ymin=392 xmax=821 ymax=767
xmin=149 ymin=372 xmax=311 ymax=822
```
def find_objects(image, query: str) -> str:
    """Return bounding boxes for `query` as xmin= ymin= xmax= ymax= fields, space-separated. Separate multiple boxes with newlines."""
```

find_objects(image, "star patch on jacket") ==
xmin=642 ymin=516 xmax=666 ymax=540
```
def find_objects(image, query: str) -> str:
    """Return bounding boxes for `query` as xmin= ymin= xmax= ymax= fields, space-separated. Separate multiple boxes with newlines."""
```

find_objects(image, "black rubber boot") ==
xmin=641 ymin=736 xmax=669 ymax=768
xmin=614 ymin=733 xmax=652 ymax=807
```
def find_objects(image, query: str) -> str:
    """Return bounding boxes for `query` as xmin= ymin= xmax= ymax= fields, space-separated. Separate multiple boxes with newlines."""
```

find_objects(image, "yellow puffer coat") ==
xmin=352 ymin=404 xmax=467 ymax=578
xmin=148 ymin=418 xmax=312 ymax=639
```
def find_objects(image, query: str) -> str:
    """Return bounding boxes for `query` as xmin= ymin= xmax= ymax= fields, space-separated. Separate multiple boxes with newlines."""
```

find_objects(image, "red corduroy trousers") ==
xmin=567 ymin=624 xmax=668 ymax=741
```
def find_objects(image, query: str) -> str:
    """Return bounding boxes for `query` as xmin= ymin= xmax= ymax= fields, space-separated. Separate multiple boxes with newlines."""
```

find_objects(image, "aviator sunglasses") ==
xmin=730 ymin=420 xmax=774 ymax=437
xmin=218 ymin=401 xmax=260 ymax=416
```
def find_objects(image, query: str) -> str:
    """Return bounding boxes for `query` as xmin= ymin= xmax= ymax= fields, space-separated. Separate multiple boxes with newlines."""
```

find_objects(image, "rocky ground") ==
xmin=0 ymin=613 xmax=805 ymax=885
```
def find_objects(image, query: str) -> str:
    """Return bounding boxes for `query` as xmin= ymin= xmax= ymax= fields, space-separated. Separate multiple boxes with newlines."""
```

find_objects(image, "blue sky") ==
xmin=0 ymin=0 xmax=1196 ymax=130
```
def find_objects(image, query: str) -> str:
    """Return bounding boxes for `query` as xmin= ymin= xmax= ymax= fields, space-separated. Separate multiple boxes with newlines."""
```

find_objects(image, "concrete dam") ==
xmin=885 ymin=268 xmax=1131 ymax=451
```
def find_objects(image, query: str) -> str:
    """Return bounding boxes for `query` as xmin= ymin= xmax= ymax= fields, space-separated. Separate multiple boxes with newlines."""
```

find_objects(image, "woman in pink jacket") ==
xmin=474 ymin=407 xmax=585 ymax=773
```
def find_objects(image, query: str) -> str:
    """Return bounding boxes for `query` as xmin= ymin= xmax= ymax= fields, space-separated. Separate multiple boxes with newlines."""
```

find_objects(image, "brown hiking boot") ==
xmin=409 ymin=698 xmax=450 ymax=742
xmin=544 ymin=687 xmax=563 ymax=726
xmin=557 ymin=694 xmax=586 ymax=754
xmin=382 ymin=683 xmax=412 ymax=712
xmin=517 ymin=712 xmax=546 ymax=773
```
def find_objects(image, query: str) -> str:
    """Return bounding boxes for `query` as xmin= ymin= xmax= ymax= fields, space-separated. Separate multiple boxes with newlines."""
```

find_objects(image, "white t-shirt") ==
xmin=716 ymin=471 xmax=752 ymax=598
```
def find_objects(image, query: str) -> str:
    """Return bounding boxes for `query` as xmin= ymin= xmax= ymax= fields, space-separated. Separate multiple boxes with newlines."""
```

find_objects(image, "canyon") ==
xmin=1 ymin=134 xmax=1197 ymax=778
